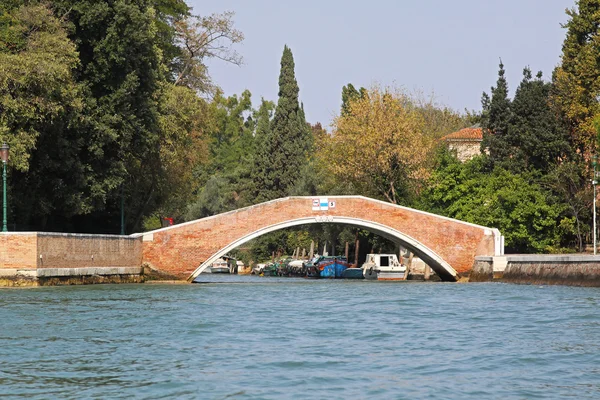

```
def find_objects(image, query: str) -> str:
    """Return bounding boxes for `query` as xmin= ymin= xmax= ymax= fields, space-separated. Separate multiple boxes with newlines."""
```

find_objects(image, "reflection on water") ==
xmin=1 ymin=277 xmax=599 ymax=399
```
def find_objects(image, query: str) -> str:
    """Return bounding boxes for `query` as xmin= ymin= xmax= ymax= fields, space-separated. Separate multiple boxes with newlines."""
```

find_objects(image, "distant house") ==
xmin=441 ymin=125 xmax=483 ymax=162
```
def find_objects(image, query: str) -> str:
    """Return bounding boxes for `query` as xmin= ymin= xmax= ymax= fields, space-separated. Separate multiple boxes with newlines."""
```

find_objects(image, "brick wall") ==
xmin=0 ymin=233 xmax=38 ymax=269
xmin=0 ymin=233 xmax=142 ymax=270
xmin=141 ymin=196 xmax=499 ymax=280
xmin=37 ymin=233 xmax=142 ymax=269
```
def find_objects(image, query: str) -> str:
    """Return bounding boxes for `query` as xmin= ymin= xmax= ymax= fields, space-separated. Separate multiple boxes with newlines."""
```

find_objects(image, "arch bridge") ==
xmin=138 ymin=196 xmax=503 ymax=282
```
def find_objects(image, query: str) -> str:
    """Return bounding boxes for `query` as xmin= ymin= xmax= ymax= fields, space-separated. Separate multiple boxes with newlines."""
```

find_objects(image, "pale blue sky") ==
xmin=190 ymin=0 xmax=575 ymax=127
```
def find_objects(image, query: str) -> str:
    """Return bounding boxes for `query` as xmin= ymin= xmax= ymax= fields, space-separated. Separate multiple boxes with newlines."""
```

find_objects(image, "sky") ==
xmin=189 ymin=0 xmax=576 ymax=128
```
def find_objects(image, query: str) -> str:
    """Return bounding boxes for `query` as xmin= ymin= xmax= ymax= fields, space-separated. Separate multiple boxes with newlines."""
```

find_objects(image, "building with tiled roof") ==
xmin=441 ymin=125 xmax=483 ymax=162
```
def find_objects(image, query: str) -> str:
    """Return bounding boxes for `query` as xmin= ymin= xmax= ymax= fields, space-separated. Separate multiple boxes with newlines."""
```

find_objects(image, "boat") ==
xmin=341 ymin=267 xmax=364 ymax=279
xmin=286 ymin=259 xmax=306 ymax=277
xmin=261 ymin=263 xmax=278 ymax=276
xmin=362 ymin=254 xmax=407 ymax=280
xmin=210 ymin=258 xmax=230 ymax=274
xmin=251 ymin=263 xmax=266 ymax=275
xmin=305 ymin=256 xmax=350 ymax=278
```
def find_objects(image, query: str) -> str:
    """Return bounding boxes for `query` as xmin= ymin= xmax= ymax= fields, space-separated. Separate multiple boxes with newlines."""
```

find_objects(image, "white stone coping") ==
xmin=0 ymin=269 xmax=37 ymax=277
xmin=505 ymin=255 xmax=600 ymax=263
xmin=36 ymin=267 xmax=143 ymax=277
xmin=0 ymin=231 xmax=138 ymax=240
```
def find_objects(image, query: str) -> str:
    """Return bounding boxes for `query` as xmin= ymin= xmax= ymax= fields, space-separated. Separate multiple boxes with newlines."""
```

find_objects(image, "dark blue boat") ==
xmin=305 ymin=256 xmax=350 ymax=278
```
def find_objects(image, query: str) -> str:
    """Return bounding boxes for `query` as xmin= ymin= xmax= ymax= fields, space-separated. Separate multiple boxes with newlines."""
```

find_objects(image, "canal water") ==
xmin=1 ymin=276 xmax=599 ymax=399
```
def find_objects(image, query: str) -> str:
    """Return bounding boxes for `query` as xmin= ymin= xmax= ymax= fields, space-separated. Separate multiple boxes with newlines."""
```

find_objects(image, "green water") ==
xmin=1 ymin=276 xmax=599 ymax=399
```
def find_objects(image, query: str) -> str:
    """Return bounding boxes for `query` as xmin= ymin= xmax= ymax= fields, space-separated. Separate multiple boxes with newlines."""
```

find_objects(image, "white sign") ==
xmin=319 ymin=197 xmax=328 ymax=211
xmin=312 ymin=197 xmax=334 ymax=211
xmin=312 ymin=198 xmax=320 ymax=211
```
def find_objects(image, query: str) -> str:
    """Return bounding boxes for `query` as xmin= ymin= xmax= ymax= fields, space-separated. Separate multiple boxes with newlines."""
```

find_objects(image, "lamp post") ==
xmin=0 ymin=143 xmax=9 ymax=232
xmin=593 ymin=155 xmax=598 ymax=255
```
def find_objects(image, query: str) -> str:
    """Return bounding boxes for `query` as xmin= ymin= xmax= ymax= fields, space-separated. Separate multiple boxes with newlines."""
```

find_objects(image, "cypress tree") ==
xmin=253 ymin=45 xmax=311 ymax=202
xmin=482 ymin=64 xmax=571 ymax=173
xmin=481 ymin=61 xmax=513 ymax=168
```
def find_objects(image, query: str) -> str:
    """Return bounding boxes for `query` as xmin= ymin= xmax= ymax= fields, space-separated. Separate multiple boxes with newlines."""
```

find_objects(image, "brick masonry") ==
xmin=140 ymin=196 xmax=499 ymax=280
xmin=0 ymin=232 xmax=142 ymax=271
xmin=0 ymin=233 xmax=38 ymax=269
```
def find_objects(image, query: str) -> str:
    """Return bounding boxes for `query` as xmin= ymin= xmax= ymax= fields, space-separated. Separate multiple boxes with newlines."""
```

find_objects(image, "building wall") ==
xmin=448 ymin=141 xmax=482 ymax=162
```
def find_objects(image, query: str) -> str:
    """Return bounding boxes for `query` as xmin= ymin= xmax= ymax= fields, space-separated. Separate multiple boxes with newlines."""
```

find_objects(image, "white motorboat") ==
xmin=251 ymin=263 xmax=266 ymax=275
xmin=362 ymin=254 xmax=407 ymax=280
xmin=210 ymin=258 xmax=230 ymax=274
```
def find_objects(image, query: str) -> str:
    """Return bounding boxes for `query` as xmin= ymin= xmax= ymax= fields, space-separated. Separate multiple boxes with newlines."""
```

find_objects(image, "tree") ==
xmin=0 ymin=3 xmax=81 ymax=172
xmin=0 ymin=3 xmax=91 ymax=230
xmin=419 ymin=152 xmax=566 ymax=253
xmin=552 ymin=0 xmax=600 ymax=153
xmin=543 ymin=161 xmax=592 ymax=251
xmin=508 ymin=69 xmax=571 ymax=173
xmin=324 ymin=85 xmax=433 ymax=204
xmin=185 ymin=90 xmax=257 ymax=220
xmin=252 ymin=45 xmax=311 ymax=202
xmin=341 ymin=83 xmax=366 ymax=116
xmin=481 ymin=61 xmax=513 ymax=168
xmin=153 ymin=83 xmax=210 ymax=223
xmin=173 ymin=11 xmax=243 ymax=94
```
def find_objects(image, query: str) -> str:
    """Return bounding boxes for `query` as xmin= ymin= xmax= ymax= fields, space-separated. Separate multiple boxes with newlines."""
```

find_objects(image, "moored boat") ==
xmin=305 ymin=256 xmax=350 ymax=278
xmin=210 ymin=258 xmax=230 ymax=274
xmin=261 ymin=263 xmax=278 ymax=276
xmin=362 ymin=254 xmax=407 ymax=280
xmin=286 ymin=259 xmax=306 ymax=277
xmin=341 ymin=267 xmax=364 ymax=279
xmin=251 ymin=263 xmax=266 ymax=275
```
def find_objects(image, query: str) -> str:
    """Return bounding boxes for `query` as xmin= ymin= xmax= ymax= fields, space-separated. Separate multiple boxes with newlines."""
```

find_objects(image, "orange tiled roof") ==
xmin=442 ymin=127 xmax=483 ymax=141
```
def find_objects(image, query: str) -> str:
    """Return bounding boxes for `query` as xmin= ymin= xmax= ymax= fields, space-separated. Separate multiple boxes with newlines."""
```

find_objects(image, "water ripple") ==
xmin=1 ymin=278 xmax=599 ymax=399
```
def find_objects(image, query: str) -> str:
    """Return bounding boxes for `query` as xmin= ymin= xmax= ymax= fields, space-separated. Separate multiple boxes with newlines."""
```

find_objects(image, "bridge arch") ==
xmin=188 ymin=216 xmax=458 ymax=281
xmin=138 ymin=196 xmax=502 ymax=281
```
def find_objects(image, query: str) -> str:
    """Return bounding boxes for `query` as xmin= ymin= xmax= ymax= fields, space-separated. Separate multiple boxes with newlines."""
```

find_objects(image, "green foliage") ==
xmin=419 ymin=150 xmax=567 ymax=253
xmin=542 ymin=161 xmax=592 ymax=251
xmin=552 ymin=0 xmax=600 ymax=152
xmin=0 ymin=4 xmax=81 ymax=172
xmin=341 ymin=83 xmax=366 ymax=116
xmin=509 ymin=68 xmax=571 ymax=172
xmin=252 ymin=45 xmax=312 ymax=203
xmin=185 ymin=90 xmax=257 ymax=220
xmin=481 ymin=61 xmax=513 ymax=167
xmin=482 ymin=63 xmax=571 ymax=174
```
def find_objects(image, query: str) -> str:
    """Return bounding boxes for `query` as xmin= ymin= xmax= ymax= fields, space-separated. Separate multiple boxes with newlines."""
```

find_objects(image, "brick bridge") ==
xmin=137 ymin=196 xmax=503 ymax=282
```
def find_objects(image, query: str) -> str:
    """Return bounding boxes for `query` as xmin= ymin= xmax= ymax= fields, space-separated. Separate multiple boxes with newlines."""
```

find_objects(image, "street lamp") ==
xmin=0 ymin=143 xmax=9 ymax=232
xmin=593 ymin=155 xmax=598 ymax=255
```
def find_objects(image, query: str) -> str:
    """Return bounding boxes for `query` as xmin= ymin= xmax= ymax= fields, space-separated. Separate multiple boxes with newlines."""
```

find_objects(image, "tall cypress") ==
xmin=481 ymin=61 xmax=513 ymax=168
xmin=482 ymin=63 xmax=571 ymax=173
xmin=253 ymin=45 xmax=311 ymax=202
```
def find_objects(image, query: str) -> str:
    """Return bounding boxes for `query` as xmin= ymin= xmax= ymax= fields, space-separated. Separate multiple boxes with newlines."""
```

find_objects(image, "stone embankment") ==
xmin=471 ymin=255 xmax=600 ymax=286
xmin=0 ymin=232 xmax=151 ymax=287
